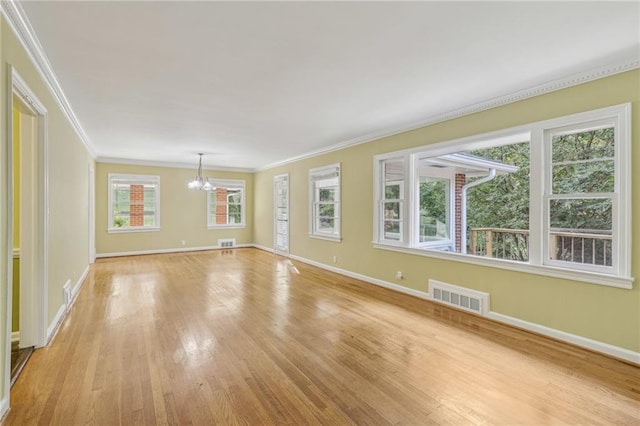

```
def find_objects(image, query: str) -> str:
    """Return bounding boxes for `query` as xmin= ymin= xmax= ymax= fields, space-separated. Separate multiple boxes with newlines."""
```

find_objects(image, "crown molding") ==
xmin=1 ymin=0 xmax=97 ymax=158
xmin=257 ymin=56 xmax=639 ymax=172
xmin=96 ymin=157 xmax=254 ymax=173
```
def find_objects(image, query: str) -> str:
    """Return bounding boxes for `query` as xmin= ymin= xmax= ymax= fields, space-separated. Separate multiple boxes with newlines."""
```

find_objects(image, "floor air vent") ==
xmin=218 ymin=238 xmax=236 ymax=248
xmin=428 ymin=280 xmax=489 ymax=316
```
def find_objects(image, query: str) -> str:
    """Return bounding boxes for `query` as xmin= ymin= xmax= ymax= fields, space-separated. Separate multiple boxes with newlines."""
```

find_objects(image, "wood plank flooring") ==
xmin=3 ymin=248 xmax=639 ymax=424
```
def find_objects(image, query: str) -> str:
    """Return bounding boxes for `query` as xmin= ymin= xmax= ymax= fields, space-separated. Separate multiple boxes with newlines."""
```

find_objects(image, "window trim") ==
xmin=542 ymin=117 xmax=625 ymax=275
xmin=378 ymin=157 xmax=407 ymax=245
xmin=206 ymin=179 xmax=246 ymax=229
xmin=372 ymin=103 xmax=633 ymax=289
xmin=309 ymin=163 xmax=342 ymax=242
xmin=107 ymin=173 xmax=161 ymax=233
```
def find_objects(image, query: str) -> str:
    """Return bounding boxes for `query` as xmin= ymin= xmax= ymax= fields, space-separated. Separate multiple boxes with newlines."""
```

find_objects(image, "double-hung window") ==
xmin=309 ymin=163 xmax=341 ymax=241
xmin=372 ymin=104 xmax=631 ymax=288
xmin=544 ymin=120 xmax=621 ymax=272
xmin=108 ymin=174 xmax=160 ymax=232
xmin=380 ymin=158 xmax=405 ymax=243
xmin=207 ymin=179 xmax=246 ymax=228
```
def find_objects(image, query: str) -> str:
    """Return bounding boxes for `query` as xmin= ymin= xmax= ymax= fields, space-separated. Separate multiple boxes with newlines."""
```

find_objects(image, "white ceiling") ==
xmin=18 ymin=1 xmax=640 ymax=171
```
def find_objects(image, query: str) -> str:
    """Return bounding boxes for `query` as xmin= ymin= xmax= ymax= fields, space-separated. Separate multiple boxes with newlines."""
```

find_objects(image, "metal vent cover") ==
xmin=429 ymin=280 xmax=489 ymax=316
xmin=218 ymin=238 xmax=236 ymax=248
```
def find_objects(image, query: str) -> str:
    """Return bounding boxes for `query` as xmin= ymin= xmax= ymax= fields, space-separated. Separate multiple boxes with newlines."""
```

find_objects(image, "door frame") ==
xmin=3 ymin=66 xmax=48 ymax=404
xmin=88 ymin=165 xmax=95 ymax=263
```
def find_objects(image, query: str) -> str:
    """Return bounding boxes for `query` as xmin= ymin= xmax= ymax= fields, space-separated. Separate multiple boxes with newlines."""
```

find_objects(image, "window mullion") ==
xmin=407 ymin=153 xmax=417 ymax=247
xmin=529 ymin=128 xmax=544 ymax=266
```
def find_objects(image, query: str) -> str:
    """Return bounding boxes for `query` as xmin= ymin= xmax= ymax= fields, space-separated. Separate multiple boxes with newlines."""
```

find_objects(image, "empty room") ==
xmin=0 ymin=1 xmax=638 ymax=424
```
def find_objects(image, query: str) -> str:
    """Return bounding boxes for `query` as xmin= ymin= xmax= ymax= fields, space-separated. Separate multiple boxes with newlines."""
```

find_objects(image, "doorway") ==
xmin=9 ymin=95 xmax=36 ymax=385
xmin=5 ymin=67 xmax=48 ymax=395
xmin=273 ymin=174 xmax=289 ymax=254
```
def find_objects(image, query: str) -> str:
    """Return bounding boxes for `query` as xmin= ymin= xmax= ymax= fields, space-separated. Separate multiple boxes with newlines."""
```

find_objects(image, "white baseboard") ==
xmin=485 ymin=311 xmax=640 ymax=365
xmin=44 ymin=265 xmax=92 ymax=347
xmin=10 ymin=332 xmax=19 ymax=343
xmin=287 ymin=253 xmax=431 ymax=301
xmin=46 ymin=303 xmax=67 ymax=344
xmin=252 ymin=244 xmax=275 ymax=254
xmin=71 ymin=265 xmax=90 ymax=303
xmin=283 ymin=251 xmax=639 ymax=365
xmin=0 ymin=396 xmax=9 ymax=422
xmin=96 ymin=244 xmax=253 ymax=258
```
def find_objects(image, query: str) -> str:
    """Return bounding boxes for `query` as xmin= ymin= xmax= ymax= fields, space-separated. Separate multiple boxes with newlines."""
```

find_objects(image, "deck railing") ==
xmin=469 ymin=228 xmax=529 ymax=261
xmin=468 ymin=227 xmax=612 ymax=266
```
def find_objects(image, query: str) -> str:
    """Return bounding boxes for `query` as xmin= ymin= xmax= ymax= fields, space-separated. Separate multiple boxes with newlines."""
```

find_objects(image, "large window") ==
xmin=207 ymin=179 xmax=245 ymax=228
xmin=545 ymin=122 xmax=616 ymax=271
xmin=373 ymin=104 xmax=631 ymax=288
xmin=108 ymin=174 xmax=160 ymax=232
xmin=309 ymin=163 xmax=341 ymax=241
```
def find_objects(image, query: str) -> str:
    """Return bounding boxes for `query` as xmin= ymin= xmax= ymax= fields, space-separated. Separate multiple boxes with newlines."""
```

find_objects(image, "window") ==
xmin=207 ymin=179 xmax=246 ymax=228
xmin=373 ymin=104 xmax=631 ymax=288
xmin=108 ymin=174 xmax=160 ymax=232
xmin=380 ymin=158 xmax=405 ymax=243
xmin=545 ymin=122 xmax=616 ymax=272
xmin=309 ymin=163 xmax=341 ymax=241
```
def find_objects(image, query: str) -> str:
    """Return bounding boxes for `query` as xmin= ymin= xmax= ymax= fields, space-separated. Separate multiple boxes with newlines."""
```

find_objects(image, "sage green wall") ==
xmin=254 ymin=70 xmax=640 ymax=353
xmin=95 ymin=163 xmax=254 ymax=255
xmin=0 ymin=16 xmax=94 ymax=403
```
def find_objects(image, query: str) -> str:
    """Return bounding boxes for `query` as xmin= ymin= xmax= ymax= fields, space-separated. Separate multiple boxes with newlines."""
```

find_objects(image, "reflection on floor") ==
xmin=10 ymin=341 xmax=33 ymax=387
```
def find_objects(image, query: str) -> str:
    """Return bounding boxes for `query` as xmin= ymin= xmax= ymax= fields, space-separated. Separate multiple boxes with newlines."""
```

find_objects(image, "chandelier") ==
xmin=187 ymin=153 xmax=213 ymax=190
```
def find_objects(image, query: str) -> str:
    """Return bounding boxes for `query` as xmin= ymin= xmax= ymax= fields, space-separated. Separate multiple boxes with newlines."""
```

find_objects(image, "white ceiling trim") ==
xmin=1 ymin=0 xmax=97 ymax=158
xmin=96 ymin=157 xmax=254 ymax=174
xmin=257 ymin=56 xmax=639 ymax=172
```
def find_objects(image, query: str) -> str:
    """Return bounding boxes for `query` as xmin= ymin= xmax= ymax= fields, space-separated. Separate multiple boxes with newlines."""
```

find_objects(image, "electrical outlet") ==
xmin=181 ymin=240 xmax=186 ymax=246
xmin=332 ymin=256 xmax=337 ymax=263
xmin=396 ymin=271 xmax=403 ymax=280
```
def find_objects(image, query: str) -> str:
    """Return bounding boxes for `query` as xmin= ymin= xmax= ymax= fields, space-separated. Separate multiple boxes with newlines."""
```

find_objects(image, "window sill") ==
xmin=372 ymin=243 xmax=634 ymax=289
xmin=108 ymin=227 xmax=160 ymax=234
xmin=309 ymin=234 xmax=342 ymax=243
xmin=207 ymin=225 xmax=246 ymax=230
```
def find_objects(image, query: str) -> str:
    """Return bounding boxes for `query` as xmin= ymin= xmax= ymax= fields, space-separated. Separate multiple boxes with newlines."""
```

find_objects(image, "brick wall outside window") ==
xmin=216 ymin=188 xmax=228 ymax=225
xmin=130 ymin=184 xmax=144 ymax=226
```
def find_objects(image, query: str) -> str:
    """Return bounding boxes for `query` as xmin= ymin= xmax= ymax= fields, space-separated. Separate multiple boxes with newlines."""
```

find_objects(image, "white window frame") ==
xmin=372 ymin=104 xmax=632 ymax=289
xmin=542 ymin=117 xmax=626 ymax=275
xmin=378 ymin=157 xmax=407 ymax=245
xmin=309 ymin=163 xmax=341 ymax=241
xmin=207 ymin=179 xmax=246 ymax=229
xmin=108 ymin=173 xmax=160 ymax=233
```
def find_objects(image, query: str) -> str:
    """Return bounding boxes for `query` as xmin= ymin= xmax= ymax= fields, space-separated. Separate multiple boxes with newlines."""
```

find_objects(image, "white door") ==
xmin=273 ymin=174 xmax=289 ymax=254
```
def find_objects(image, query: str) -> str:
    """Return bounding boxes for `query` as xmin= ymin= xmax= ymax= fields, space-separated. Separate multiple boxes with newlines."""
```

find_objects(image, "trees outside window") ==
xmin=309 ymin=164 xmax=341 ymax=241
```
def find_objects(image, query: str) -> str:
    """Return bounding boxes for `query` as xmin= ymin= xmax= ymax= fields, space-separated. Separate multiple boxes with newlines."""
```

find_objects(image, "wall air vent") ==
xmin=428 ymin=279 xmax=489 ymax=316
xmin=218 ymin=238 xmax=236 ymax=248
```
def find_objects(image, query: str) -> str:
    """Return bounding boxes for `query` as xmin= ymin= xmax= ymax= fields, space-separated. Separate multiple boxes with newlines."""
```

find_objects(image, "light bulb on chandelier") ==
xmin=187 ymin=153 xmax=213 ymax=190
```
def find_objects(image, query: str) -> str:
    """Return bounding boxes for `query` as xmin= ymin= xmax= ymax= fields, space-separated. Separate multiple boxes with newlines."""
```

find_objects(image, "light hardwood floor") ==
xmin=3 ymin=248 xmax=639 ymax=425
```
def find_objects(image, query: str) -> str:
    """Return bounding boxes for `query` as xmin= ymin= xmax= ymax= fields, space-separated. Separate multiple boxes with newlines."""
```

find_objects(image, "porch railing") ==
xmin=469 ymin=228 xmax=529 ymax=261
xmin=468 ymin=227 xmax=612 ymax=266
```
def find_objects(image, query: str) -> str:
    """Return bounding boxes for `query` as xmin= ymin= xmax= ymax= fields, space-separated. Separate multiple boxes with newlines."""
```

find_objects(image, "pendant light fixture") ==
xmin=187 ymin=153 xmax=213 ymax=190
